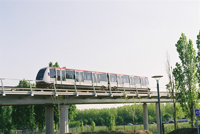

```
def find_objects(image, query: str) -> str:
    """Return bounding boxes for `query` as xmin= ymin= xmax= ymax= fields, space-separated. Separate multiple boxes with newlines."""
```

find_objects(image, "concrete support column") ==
xmin=45 ymin=106 xmax=54 ymax=134
xmin=143 ymin=103 xmax=149 ymax=130
xmin=60 ymin=105 xmax=69 ymax=134
xmin=156 ymin=103 xmax=161 ymax=134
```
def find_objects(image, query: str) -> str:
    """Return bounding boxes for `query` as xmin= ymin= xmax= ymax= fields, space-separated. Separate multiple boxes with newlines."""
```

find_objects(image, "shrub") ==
xmin=69 ymin=121 xmax=81 ymax=127
xmin=91 ymin=121 xmax=96 ymax=132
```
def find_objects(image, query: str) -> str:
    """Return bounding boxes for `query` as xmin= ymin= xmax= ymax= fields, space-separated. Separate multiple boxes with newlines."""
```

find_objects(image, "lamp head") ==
xmin=152 ymin=75 xmax=163 ymax=79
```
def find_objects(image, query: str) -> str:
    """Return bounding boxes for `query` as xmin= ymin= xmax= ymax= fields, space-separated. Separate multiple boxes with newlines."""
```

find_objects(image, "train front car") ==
xmin=36 ymin=67 xmax=51 ymax=88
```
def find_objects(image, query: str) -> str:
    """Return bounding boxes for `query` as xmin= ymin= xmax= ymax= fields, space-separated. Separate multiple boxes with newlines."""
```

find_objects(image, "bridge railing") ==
xmin=0 ymin=78 xmax=171 ymax=98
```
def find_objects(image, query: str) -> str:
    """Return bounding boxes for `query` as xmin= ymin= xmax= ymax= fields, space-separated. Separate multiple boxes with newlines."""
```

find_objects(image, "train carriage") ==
xmin=36 ymin=66 xmax=149 ymax=91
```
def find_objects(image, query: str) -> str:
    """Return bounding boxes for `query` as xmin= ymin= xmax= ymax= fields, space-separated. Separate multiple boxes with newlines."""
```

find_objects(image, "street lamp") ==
xmin=152 ymin=75 xmax=163 ymax=134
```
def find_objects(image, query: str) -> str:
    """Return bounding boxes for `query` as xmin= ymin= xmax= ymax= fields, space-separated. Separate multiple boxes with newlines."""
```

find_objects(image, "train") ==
xmin=36 ymin=66 xmax=149 ymax=91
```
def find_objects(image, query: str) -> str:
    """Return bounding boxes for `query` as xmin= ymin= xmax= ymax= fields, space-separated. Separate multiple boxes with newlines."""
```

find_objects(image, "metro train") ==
xmin=36 ymin=67 xmax=149 ymax=91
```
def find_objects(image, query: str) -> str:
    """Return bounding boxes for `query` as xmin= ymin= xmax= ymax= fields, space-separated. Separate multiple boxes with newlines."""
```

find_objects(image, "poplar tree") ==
xmin=173 ymin=33 xmax=198 ymax=128
xmin=196 ymin=31 xmax=200 ymax=86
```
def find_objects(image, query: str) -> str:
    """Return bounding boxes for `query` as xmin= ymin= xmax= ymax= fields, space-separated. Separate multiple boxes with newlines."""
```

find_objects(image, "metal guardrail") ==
xmin=0 ymin=78 xmax=171 ymax=98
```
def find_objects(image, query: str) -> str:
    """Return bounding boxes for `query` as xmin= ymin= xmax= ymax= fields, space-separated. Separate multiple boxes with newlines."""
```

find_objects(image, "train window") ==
xmin=130 ymin=77 xmax=133 ymax=85
xmin=96 ymin=74 xmax=101 ymax=83
xmin=57 ymin=70 xmax=61 ymax=81
xmin=141 ymin=78 xmax=144 ymax=86
xmin=66 ymin=70 xmax=75 ymax=79
xmin=100 ymin=73 xmax=107 ymax=81
xmin=145 ymin=78 xmax=149 ymax=85
xmin=36 ymin=68 xmax=47 ymax=80
xmin=134 ymin=77 xmax=140 ymax=84
xmin=92 ymin=73 xmax=96 ymax=83
xmin=50 ymin=68 xmax=56 ymax=78
xmin=110 ymin=74 xmax=117 ymax=82
xmin=62 ymin=70 xmax=66 ymax=81
xmin=80 ymin=72 xmax=84 ymax=82
xmin=75 ymin=72 xmax=79 ymax=82
xmin=123 ymin=76 xmax=129 ymax=83
xmin=84 ymin=72 xmax=92 ymax=80
xmin=117 ymin=76 xmax=122 ymax=84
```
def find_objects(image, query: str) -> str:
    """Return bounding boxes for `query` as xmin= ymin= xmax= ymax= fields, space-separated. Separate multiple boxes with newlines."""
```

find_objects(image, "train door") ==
xmin=96 ymin=73 xmax=108 ymax=88
xmin=64 ymin=69 xmax=75 ymax=85
xmin=61 ymin=69 xmax=66 ymax=85
xmin=117 ymin=75 xmax=123 ymax=88
xmin=123 ymin=75 xmax=129 ymax=88
xmin=92 ymin=73 xmax=97 ymax=87
xmin=49 ymin=68 xmax=56 ymax=83
xmin=134 ymin=77 xmax=141 ymax=88
xmin=56 ymin=69 xmax=61 ymax=85
xmin=129 ymin=77 xmax=133 ymax=88
xmin=145 ymin=78 xmax=149 ymax=88
xmin=82 ymin=71 xmax=92 ymax=86
xmin=75 ymin=71 xmax=81 ymax=86
xmin=109 ymin=74 xmax=117 ymax=88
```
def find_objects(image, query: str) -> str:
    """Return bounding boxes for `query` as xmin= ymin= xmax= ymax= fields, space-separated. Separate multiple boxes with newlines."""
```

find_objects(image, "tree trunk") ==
xmin=191 ymin=101 xmax=194 ymax=128
xmin=172 ymin=89 xmax=177 ymax=130
xmin=173 ymin=102 xmax=177 ymax=130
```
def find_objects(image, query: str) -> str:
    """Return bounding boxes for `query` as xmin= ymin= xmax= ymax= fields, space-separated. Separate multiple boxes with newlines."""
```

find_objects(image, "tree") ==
xmin=91 ymin=121 xmax=96 ymax=132
xmin=196 ymin=31 xmax=200 ymax=87
xmin=49 ymin=62 xmax=53 ymax=67
xmin=12 ymin=80 xmax=36 ymax=130
xmin=116 ymin=116 xmax=123 ymax=125
xmin=34 ymin=105 xmax=45 ymax=131
xmin=83 ymin=119 xmax=88 ymax=125
xmin=173 ymin=33 xmax=198 ymax=128
xmin=106 ymin=114 xmax=115 ymax=131
xmin=165 ymin=53 xmax=177 ymax=129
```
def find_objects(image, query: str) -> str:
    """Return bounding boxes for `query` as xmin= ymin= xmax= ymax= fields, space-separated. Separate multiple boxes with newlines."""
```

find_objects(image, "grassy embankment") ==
xmin=69 ymin=122 xmax=197 ymax=134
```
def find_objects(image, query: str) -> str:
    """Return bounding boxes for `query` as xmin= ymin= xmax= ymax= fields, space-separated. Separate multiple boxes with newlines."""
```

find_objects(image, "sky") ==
xmin=0 ymin=0 xmax=200 ymax=110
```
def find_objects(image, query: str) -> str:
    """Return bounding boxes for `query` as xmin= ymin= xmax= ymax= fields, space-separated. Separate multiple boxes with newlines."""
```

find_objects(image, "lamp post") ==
xmin=152 ymin=75 xmax=163 ymax=134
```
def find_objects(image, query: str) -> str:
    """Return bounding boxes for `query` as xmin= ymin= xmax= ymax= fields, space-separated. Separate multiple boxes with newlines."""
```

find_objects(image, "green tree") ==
xmin=196 ymin=31 xmax=200 ymax=88
xmin=81 ymin=121 xmax=84 ymax=132
xmin=106 ymin=114 xmax=115 ymax=131
xmin=83 ymin=119 xmax=88 ymax=125
xmin=49 ymin=62 xmax=53 ymax=67
xmin=12 ymin=80 xmax=36 ymax=130
xmin=91 ymin=121 xmax=96 ymax=132
xmin=165 ymin=53 xmax=177 ymax=129
xmin=53 ymin=62 xmax=60 ymax=67
xmin=116 ymin=116 xmax=123 ymax=125
xmin=173 ymin=33 xmax=198 ymax=128
xmin=34 ymin=105 xmax=45 ymax=131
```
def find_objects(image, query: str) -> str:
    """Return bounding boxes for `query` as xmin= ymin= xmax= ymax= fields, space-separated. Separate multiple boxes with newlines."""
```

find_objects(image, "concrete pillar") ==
xmin=156 ymin=103 xmax=161 ymax=134
xmin=60 ymin=105 xmax=69 ymax=134
xmin=45 ymin=106 xmax=54 ymax=134
xmin=143 ymin=103 xmax=149 ymax=130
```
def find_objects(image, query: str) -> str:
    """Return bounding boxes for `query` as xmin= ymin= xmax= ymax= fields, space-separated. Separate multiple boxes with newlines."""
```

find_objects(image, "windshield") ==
xmin=36 ymin=68 xmax=47 ymax=80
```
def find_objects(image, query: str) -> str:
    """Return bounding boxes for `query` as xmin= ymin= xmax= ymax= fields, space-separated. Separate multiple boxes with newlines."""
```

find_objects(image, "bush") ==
xmin=69 ymin=121 xmax=81 ymax=127
xmin=106 ymin=114 xmax=115 ymax=131
xmin=81 ymin=122 xmax=84 ymax=132
xmin=91 ymin=121 xmax=96 ymax=132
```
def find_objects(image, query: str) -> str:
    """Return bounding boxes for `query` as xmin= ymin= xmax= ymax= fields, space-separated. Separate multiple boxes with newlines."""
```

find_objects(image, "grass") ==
xmin=69 ymin=121 xmax=199 ymax=134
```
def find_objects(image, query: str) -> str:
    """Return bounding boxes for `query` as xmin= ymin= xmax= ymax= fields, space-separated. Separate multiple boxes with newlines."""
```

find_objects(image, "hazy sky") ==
xmin=0 ymin=0 xmax=199 ymax=109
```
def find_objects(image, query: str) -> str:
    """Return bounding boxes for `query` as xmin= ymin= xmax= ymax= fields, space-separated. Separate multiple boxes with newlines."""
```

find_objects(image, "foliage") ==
xmin=173 ymin=33 xmax=199 ymax=128
xmin=12 ymin=80 xmax=36 ymax=130
xmin=34 ymin=105 xmax=45 ymax=131
xmin=196 ymin=30 xmax=200 ymax=87
xmin=69 ymin=121 xmax=81 ymax=127
xmin=165 ymin=53 xmax=178 ymax=129
xmin=81 ymin=121 xmax=84 ymax=132
xmin=91 ymin=121 xmax=96 ymax=132
xmin=74 ymin=103 xmax=186 ymax=127
xmin=0 ymin=106 xmax=12 ymax=131
xmin=106 ymin=114 xmax=115 ymax=131
xmin=83 ymin=119 xmax=88 ymax=125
